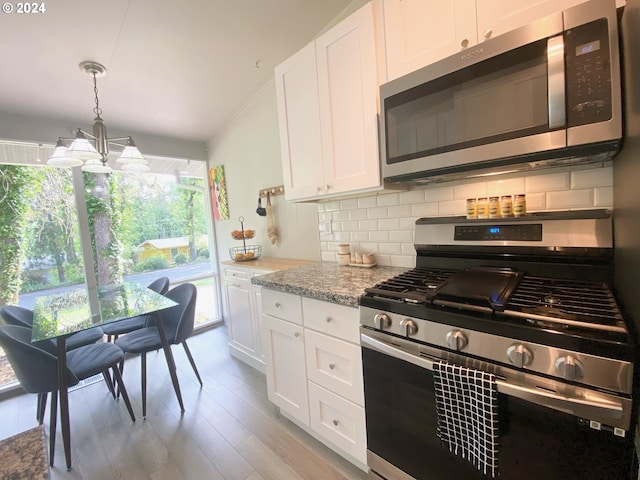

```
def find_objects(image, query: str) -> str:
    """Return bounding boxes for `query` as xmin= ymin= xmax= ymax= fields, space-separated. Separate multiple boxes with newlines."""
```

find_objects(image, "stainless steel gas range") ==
xmin=359 ymin=210 xmax=637 ymax=480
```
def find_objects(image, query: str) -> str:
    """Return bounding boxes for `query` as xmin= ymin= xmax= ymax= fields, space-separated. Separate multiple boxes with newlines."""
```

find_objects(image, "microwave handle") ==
xmin=548 ymin=35 xmax=566 ymax=129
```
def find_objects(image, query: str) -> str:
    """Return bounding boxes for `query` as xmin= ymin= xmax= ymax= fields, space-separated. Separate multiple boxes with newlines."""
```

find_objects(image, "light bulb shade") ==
xmin=67 ymin=133 xmax=102 ymax=161
xmin=47 ymin=143 xmax=83 ymax=167
xmin=116 ymin=144 xmax=146 ymax=163
xmin=81 ymin=158 xmax=112 ymax=173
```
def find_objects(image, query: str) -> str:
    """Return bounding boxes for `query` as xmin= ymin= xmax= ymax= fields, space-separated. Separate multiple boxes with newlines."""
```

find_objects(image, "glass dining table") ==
xmin=31 ymin=281 xmax=178 ymax=471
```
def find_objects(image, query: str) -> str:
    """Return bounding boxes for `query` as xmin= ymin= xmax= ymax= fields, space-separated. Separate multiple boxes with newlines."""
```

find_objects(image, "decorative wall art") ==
xmin=208 ymin=165 xmax=229 ymax=220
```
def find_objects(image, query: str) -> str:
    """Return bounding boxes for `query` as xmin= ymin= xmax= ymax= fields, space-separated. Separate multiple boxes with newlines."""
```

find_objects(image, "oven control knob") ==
xmin=399 ymin=318 xmax=418 ymax=337
xmin=373 ymin=313 xmax=391 ymax=330
xmin=555 ymin=355 xmax=585 ymax=381
xmin=506 ymin=344 xmax=533 ymax=368
xmin=445 ymin=330 xmax=467 ymax=351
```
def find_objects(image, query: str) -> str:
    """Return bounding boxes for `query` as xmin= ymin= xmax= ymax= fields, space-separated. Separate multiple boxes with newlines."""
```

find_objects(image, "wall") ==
xmin=207 ymin=81 xmax=322 ymax=264
xmin=318 ymin=165 xmax=614 ymax=267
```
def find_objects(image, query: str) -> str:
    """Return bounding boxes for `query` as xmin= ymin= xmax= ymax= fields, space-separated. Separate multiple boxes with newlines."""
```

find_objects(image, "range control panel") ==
xmin=454 ymin=224 xmax=543 ymax=241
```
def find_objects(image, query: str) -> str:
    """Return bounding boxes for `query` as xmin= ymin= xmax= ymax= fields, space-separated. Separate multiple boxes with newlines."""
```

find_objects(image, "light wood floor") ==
xmin=0 ymin=325 xmax=369 ymax=480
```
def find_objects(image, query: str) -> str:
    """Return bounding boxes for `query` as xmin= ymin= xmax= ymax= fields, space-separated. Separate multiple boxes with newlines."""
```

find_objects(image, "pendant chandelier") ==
xmin=47 ymin=61 xmax=149 ymax=173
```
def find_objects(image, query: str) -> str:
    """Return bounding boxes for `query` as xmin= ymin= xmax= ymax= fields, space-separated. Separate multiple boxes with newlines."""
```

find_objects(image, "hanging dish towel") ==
xmin=432 ymin=361 xmax=500 ymax=478
xmin=266 ymin=192 xmax=278 ymax=245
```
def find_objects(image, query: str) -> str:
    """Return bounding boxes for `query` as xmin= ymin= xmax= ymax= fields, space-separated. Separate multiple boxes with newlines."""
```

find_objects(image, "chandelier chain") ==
xmin=92 ymin=73 xmax=103 ymax=119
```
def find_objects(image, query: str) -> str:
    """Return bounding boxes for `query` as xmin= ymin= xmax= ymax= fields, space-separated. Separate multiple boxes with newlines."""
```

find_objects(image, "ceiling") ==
xmin=0 ymin=0 xmax=352 ymax=145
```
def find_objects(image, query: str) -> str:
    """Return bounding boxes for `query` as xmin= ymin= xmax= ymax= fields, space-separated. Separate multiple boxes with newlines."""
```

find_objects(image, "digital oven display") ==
xmin=454 ymin=224 xmax=543 ymax=241
xmin=575 ymin=40 xmax=601 ymax=56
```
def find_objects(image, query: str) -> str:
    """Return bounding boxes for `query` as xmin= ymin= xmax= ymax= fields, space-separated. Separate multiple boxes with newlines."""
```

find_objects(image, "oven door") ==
xmin=361 ymin=329 xmax=636 ymax=480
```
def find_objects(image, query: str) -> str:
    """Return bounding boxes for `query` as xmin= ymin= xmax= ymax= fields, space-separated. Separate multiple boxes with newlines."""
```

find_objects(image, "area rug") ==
xmin=0 ymin=426 xmax=48 ymax=479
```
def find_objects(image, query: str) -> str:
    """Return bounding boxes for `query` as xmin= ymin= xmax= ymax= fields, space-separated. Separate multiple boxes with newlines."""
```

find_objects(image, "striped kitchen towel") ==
xmin=432 ymin=361 xmax=500 ymax=478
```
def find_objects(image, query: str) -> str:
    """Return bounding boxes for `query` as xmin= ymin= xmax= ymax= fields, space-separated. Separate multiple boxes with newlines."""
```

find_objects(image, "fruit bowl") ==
xmin=229 ymin=245 xmax=262 ymax=262
xmin=231 ymin=229 xmax=255 ymax=240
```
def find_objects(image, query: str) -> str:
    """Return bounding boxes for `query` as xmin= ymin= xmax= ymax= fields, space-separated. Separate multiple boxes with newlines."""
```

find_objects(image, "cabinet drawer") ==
xmin=223 ymin=266 xmax=250 ymax=282
xmin=308 ymin=382 xmax=366 ymax=464
xmin=305 ymin=330 xmax=364 ymax=405
xmin=262 ymin=289 xmax=303 ymax=324
xmin=303 ymin=297 xmax=359 ymax=343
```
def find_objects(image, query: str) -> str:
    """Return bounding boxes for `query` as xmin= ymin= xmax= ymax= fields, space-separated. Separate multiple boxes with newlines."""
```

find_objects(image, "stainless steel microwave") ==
xmin=380 ymin=0 xmax=622 ymax=184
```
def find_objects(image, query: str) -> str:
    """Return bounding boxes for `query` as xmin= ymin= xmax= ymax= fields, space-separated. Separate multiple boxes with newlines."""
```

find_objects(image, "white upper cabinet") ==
xmin=275 ymin=3 xmax=381 ymax=202
xmin=382 ymin=0 xmax=477 ymax=81
xmin=381 ymin=0 xmax=622 ymax=82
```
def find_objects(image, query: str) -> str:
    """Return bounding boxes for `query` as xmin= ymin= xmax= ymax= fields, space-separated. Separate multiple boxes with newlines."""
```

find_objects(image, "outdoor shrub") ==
xmin=197 ymin=247 xmax=210 ymax=259
xmin=134 ymin=255 xmax=170 ymax=272
xmin=20 ymin=270 xmax=49 ymax=293
xmin=174 ymin=253 xmax=188 ymax=264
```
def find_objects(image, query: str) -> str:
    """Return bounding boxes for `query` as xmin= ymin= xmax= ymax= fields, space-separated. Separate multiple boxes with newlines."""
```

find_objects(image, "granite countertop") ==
xmin=221 ymin=256 xmax=312 ymax=272
xmin=251 ymin=262 xmax=408 ymax=307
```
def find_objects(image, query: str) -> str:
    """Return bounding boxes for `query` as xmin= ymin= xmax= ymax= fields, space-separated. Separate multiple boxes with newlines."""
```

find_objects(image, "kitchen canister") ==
xmin=500 ymin=195 xmax=513 ymax=217
xmin=477 ymin=197 xmax=489 ymax=219
xmin=489 ymin=196 xmax=501 ymax=218
xmin=466 ymin=198 xmax=478 ymax=219
xmin=513 ymin=194 xmax=527 ymax=216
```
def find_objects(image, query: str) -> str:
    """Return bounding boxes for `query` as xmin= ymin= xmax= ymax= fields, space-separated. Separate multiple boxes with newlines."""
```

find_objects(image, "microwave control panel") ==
xmin=565 ymin=17 xmax=612 ymax=127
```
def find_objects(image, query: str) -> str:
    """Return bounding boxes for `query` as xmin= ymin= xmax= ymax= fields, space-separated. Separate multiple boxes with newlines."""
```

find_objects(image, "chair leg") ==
xmin=116 ymin=358 xmax=125 ymax=399
xmin=141 ymin=352 xmax=147 ymax=419
xmin=102 ymin=370 xmax=116 ymax=398
xmin=110 ymin=367 xmax=136 ymax=423
xmin=182 ymin=341 xmax=203 ymax=386
xmin=37 ymin=392 xmax=47 ymax=425
xmin=49 ymin=390 xmax=58 ymax=467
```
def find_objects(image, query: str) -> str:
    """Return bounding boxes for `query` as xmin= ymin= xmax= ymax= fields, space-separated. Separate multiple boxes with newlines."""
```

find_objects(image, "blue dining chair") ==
xmin=0 ymin=324 xmax=136 ymax=468
xmin=102 ymin=277 xmax=170 ymax=342
xmin=0 ymin=304 xmax=110 ymax=423
xmin=115 ymin=283 xmax=201 ymax=418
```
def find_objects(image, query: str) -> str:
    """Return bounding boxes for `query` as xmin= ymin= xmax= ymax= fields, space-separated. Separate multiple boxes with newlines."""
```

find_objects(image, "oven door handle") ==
xmin=360 ymin=333 xmax=624 ymax=421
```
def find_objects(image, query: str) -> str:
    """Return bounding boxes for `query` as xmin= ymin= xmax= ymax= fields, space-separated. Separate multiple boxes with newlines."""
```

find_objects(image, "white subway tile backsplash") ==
xmin=340 ymin=198 xmax=359 ymax=210
xmin=323 ymin=201 xmax=341 ymax=212
xmin=390 ymin=230 xmax=413 ymax=243
xmin=487 ymin=177 xmax=525 ymax=196
xmin=351 ymin=231 xmax=369 ymax=242
xmin=319 ymin=166 xmax=612 ymax=265
xmin=571 ymin=167 xmax=613 ymax=189
xmin=547 ymin=189 xmax=594 ymax=209
xmin=358 ymin=196 xmax=377 ymax=208
xmin=379 ymin=243 xmax=403 ymax=255
xmin=400 ymin=217 xmax=418 ymax=230
xmin=594 ymin=186 xmax=613 ymax=207
xmin=526 ymin=172 xmax=569 ymax=193
xmin=453 ymin=182 xmax=486 ymax=199
xmin=388 ymin=204 xmax=412 ymax=218
xmin=359 ymin=219 xmax=378 ymax=231
xmin=341 ymin=221 xmax=359 ymax=232
xmin=438 ymin=199 xmax=466 ymax=215
xmin=425 ymin=186 xmax=454 ymax=202
xmin=349 ymin=209 xmax=368 ymax=220
xmin=367 ymin=206 xmax=389 ymax=219
xmin=377 ymin=193 xmax=399 ymax=206
xmin=524 ymin=192 xmax=545 ymax=211
xmin=411 ymin=202 xmax=438 ymax=217
xmin=369 ymin=231 xmax=389 ymax=242
xmin=379 ymin=218 xmax=400 ymax=231
xmin=399 ymin=189 xmax=426 ymax=204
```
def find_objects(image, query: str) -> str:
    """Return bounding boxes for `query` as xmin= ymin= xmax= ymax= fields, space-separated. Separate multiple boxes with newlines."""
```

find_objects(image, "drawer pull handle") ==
xmin=329 ymin=363 xmax=336 ymax=370
xmin=332 ymin=419 xmax=339 ymax=426
xmin=275 ymin=302 xmax=281 ymax=308
xmin=294 ymin=332 xmax=300 ymax=338
xmin=325 ymin=317 xmax=332 ymax=323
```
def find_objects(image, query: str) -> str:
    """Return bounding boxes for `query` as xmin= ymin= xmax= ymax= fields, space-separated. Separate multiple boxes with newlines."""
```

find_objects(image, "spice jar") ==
xmin=500 ymin=195 xmax=513 ymax=217
xmin=466 ymin=198 xmax=478 ymax=219
xmin=477 ymin=197 xmax=488 ymax=219
xmin=513 ymin=194 xmax=527 ymax=217
xmin=489 ymin=196 xmax=501 ymax=218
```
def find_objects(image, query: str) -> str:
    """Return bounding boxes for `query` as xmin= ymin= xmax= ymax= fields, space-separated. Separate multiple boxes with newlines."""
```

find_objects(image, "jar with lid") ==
xmin=513 ymin=194 xmax=527 ymax=217
xmin=466 ymin=198 xmax=478 ymax=219
xmin=489 ymin=196 xmax=501 ymax=218
xmin=500 ymin=195 xmax=513 ymax=217
xmin=477 ymin=197 xmax=489 ymax=219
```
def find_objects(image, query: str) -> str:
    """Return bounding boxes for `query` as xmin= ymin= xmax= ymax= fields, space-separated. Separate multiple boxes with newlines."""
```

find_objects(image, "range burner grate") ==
xmin=364 ymin=268 xmax=455 ymax=303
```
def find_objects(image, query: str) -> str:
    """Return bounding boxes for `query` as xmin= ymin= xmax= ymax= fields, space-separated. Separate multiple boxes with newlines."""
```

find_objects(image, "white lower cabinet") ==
xmin=223 ymin=266 xmax=273 ymax=373
xmin=262 ymin=289 xmax=367 ymax=468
